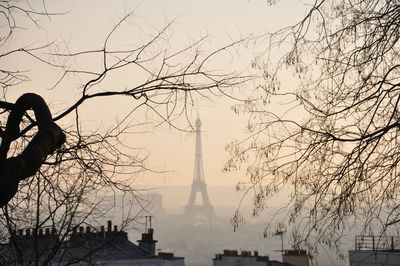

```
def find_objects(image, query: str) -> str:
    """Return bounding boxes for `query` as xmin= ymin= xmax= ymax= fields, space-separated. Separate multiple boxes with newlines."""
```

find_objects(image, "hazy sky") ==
xmin=8 ymin=0 xmax=308 ymax=188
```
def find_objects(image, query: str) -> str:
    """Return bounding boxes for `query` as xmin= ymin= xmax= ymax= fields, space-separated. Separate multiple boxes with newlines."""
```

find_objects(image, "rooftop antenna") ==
xmin=149 ymin=216 xmax=152 ymax=229
xmin=273 ymin=230 xmax=285 ymax=255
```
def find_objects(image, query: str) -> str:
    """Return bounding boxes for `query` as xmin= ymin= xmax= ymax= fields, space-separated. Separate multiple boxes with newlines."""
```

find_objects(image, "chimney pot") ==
xmin=107 ymin=221 xmax=112 ymax=232
xmin=45 ymin=228 xmax=50 ymax=235
xmin=86 ymin=226 xmax=91 ymax=233
xmin=39 ymin=228 xmax=43 ymax=236
xmin=26 ymin=228 xmax=30 ymax=237
xmin=79 ymin=226 xmax=84 ymax=233
xmin=100 ymin=226 xmax=105 ymax=232
xmin=114 ymin=225 xmax=118 ymax=232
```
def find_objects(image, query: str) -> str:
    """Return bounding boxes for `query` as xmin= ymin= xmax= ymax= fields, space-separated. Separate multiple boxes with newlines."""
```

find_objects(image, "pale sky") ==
xmin=7 ymin=0 xmax=308 ymax=187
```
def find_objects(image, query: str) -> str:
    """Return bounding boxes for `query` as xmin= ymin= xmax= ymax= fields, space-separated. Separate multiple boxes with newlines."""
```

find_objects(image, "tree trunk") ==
xmin=0 ymin=93 xmax=66 ymax=207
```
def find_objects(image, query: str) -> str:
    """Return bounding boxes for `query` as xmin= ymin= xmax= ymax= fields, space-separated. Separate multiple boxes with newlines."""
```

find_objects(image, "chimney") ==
xmin=26 ymin=228 xmax=30 ymax=237
xmin=282 ymin=249 xmax=310 ymax=266
xmin=137 ymin=228 xmax=158 ymax=256
xmin=114 ymin=225 xmax=118 ymax=232
xmin=86 ymin=226 xmax=91 ymax=233
xmin=107 ymin=221 xmax=112 ymax=232
xmin=45 ymin=228 xmax=50 ymax=235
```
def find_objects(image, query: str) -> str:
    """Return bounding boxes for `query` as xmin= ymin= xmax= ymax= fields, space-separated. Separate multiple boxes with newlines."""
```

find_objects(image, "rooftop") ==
xmin=354 ymin=235 xmax=400 ymax=252
xmin=0 ymin=220 xmax=183 ymax=265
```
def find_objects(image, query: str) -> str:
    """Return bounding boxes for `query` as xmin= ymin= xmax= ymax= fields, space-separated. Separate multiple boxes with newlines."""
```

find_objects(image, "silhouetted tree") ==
xmin=226 ymin=0 xmax=400 ymax=254
xmin=0 ymin=93 xmax=65 ymax=208
xmin=0 ymin=1 xmax=249 ymax=264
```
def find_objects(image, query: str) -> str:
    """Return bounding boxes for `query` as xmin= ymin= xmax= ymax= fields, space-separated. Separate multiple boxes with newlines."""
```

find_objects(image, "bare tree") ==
xmin=0 ymin=1 xmax=250 ymax=264
xmin=226 ymin=0 xmax=400 ymax=255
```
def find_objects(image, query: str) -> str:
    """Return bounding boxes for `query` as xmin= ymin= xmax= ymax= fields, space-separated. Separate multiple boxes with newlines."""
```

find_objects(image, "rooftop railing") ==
xmin=355 ymin=236 xmax=400 ymax=252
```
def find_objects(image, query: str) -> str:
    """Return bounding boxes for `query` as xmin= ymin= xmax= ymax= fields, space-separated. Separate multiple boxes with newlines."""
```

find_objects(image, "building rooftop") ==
xmin=213 ymin=249 xmax=294 ymax=266
xmin=354 ymin=235 xmax=400 ymax=252
xmin=349 ymin=235 xmax=400 ymax=265
xmin=0 ymin=220 xmax=183 ymax=265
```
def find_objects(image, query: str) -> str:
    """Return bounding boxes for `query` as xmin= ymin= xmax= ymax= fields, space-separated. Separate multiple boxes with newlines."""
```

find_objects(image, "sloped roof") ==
xmin=54 ymin=230 xmax=152 ymax=264
xmin=0 ymin=227 xmax=153 ymax=265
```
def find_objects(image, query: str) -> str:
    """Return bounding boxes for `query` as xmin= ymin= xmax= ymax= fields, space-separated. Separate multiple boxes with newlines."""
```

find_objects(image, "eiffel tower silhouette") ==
xmin=184 ymin=117 xmax=216 ymax=221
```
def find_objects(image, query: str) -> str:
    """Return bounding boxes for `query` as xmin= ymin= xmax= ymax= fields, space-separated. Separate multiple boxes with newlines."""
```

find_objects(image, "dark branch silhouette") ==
xmin=0 ymin=93 xmax=65 ymax=207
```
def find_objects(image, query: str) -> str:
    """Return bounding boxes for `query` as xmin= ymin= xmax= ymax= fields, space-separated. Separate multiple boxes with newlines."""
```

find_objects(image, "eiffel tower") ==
xmin=184 ymin=117 xmax=216 ymax=221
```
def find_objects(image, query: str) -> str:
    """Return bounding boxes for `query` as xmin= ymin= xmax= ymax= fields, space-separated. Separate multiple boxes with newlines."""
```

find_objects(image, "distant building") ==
xmin=146 ymin=193 xmax=166 ymax=217
xmin=0 ymin=221 xmax=184 ymax=266
xmin=349 ymin=235 xmax=400 ymax=266
xmin=213 ymin=249 xmax=276 ymax=266
xmin=213 ymin=249 xmax=291 ymax=266
xmin=281 ymin=250 xmax=310 ymax=266
xmin=100 ymin=192 xmax=166 ymax=219
xmin=213 ymin=249 xmax=311 ymax=266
